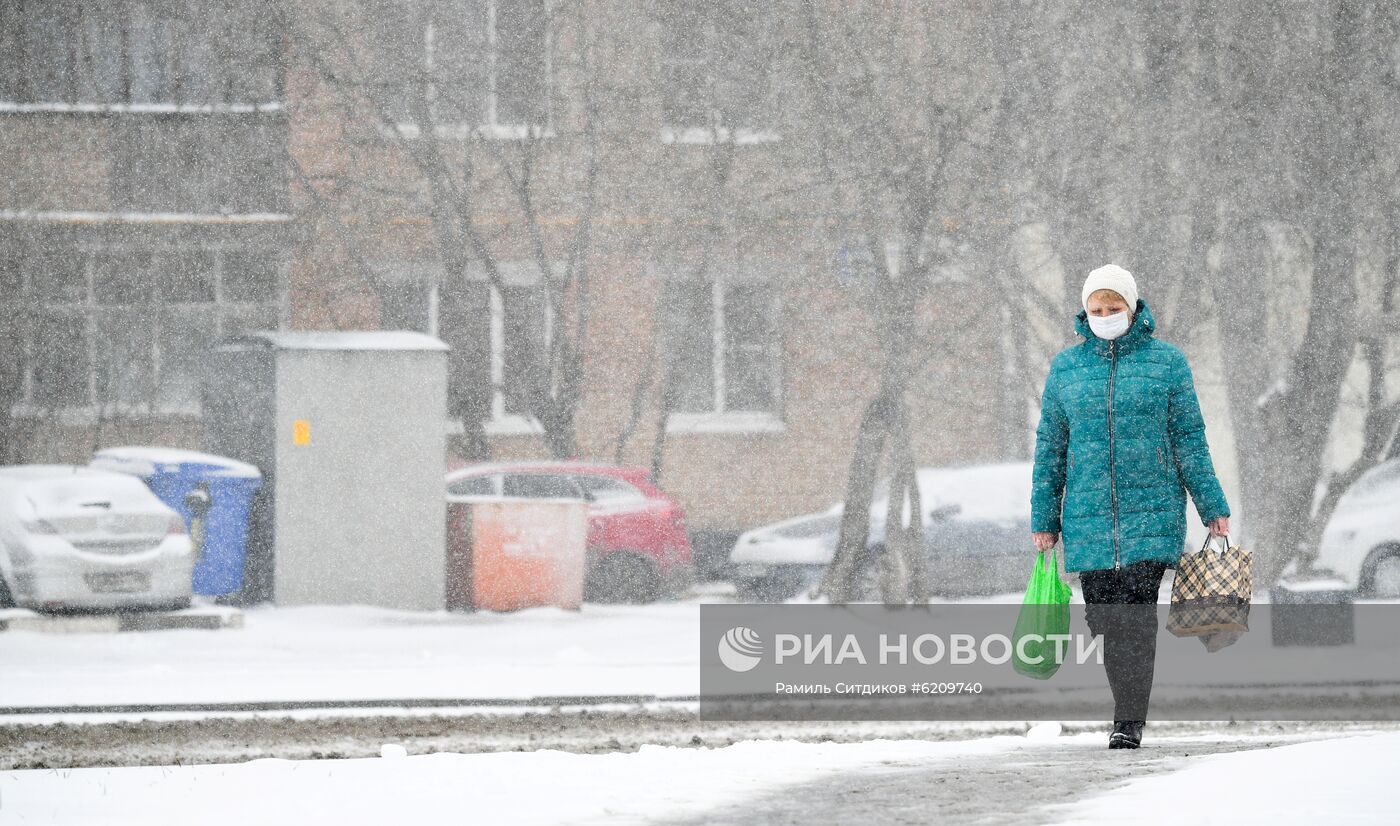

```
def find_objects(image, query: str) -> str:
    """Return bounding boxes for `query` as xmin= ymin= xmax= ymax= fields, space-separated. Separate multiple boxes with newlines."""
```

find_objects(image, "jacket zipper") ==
xmin=1108 ymin=339 xmax=1120 ymax=570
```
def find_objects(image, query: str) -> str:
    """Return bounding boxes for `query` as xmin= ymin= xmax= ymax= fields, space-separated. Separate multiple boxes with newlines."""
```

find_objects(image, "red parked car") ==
xmin=445 ymin=461 xmax=694 ymax=603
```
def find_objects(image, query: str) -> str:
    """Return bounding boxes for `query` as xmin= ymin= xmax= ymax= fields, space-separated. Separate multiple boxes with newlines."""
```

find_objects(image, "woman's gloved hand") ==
xmin=1032 ymin=531 xmax=1059 ymax=552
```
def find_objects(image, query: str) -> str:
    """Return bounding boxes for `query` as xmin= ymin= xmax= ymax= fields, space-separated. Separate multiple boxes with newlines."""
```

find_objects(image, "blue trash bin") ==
xmin=90 ymin=447 xmax=263 ymax=597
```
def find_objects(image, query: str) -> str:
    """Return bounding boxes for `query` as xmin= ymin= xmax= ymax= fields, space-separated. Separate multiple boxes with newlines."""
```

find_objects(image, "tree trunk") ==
xmin=817 ymin=390 xmax=896 ymax=604
xmin=0 ymin=307 xmax=20 ymax=464
xmin=1213 ymin=218 xmax=1273 ymax=549
xmin=1255 ymin=224 xmax=1359 ymax=586
xmin=1224 ymin=0 xmax=1365 ymax=587
xmin=821 ymin=232 xmax=928 ymax=604
xmin=883 ymin=402 xmax=929 ymax=603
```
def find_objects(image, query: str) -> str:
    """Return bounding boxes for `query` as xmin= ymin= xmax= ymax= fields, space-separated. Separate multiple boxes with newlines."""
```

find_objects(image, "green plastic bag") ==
xmin=1012 ymin=548 xmax=1074 ymax=680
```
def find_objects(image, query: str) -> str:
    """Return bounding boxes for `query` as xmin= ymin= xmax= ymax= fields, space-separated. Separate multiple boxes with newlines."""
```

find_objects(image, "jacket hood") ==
xmin=1074 ymin=298 xmax=1155 ymax=356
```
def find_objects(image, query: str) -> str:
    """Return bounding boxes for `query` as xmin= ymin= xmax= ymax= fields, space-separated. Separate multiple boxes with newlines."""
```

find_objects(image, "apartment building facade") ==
xmin=1 ymin=0 xmax=1012 ymax=547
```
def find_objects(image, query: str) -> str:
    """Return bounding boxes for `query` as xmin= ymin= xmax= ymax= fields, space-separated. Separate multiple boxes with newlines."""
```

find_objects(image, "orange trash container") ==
xmin=446 ymin=497 xmax=587 ymax=611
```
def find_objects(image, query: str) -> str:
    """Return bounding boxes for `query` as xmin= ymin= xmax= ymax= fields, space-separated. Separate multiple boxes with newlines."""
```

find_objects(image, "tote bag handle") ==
xmin=1200 ymin=532 xmax=1231 ymax=555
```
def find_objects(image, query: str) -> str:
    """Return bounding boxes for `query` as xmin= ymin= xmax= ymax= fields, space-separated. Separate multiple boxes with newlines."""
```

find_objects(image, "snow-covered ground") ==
xmin=5 ymin=730 xmax=1398 ymax=825
xmin=1045 ymin=730 xmax=1400 ymax=825
xmin=2 ymin=585 xmax=1395 ymax=711
xmin=8 ymin=739 xmax=940 ymax=823
xmin=0 ymin=736 xmax=1023 ymax=825
xmin=0 ymin=583 xmax=1019 ymax=711
xmin=5 ymin=587 xmax=1399 ymax=823
xmin=0 ymin=602 xmax=702 ymax=709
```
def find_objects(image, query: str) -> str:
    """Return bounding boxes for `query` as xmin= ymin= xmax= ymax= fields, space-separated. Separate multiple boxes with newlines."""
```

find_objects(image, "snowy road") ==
xmin=6 ymin=703 xmax=1392 ymax=771
xmin=0 ymin=707 xmax=1008 ymax=769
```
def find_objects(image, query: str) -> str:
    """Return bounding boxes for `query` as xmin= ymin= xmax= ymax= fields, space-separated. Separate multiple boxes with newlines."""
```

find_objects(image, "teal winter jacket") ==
xmin=1030 ymin=299 xmax=1230 ymax=573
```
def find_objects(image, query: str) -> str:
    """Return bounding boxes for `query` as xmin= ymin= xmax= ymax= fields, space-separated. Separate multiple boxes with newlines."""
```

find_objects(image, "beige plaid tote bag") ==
xmin=1167 ymin=533 xmax=1253 ymax=638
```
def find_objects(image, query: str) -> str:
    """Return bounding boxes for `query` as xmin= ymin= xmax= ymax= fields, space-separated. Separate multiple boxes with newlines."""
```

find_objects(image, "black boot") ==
xmin=1108 ymin=720 xmax=1144 ymax=749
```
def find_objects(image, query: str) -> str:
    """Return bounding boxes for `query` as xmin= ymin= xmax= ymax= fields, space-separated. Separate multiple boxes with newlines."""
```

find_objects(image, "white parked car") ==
xmin=0 ymin=466 xmax=194 ymax=612
xmin=1312 ymin=458 xmax=1400 ymax=597
xmin=730 ymin=462 xmax=1037 ymax=601
xmin=730 ymin=504 xmax=845 ymax=601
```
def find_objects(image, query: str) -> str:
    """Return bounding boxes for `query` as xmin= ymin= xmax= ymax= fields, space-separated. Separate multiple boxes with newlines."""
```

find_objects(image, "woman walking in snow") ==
xmin=1029 ymin=264 xmax=1232 ymax=749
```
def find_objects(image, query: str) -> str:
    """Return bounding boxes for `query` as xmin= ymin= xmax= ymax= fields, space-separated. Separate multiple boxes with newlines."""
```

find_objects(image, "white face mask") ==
xmin=1087 ymin=310 xmax=1131 ymax=340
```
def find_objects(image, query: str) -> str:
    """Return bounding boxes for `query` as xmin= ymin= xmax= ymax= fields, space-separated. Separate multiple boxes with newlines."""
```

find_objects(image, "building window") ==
xmin=0 ymin=1 xmax=281 ymax=106
xmin=384 ymin=0 xmax=551 ymax=138
xmin=493 ymin=284 xmax=549 ymax=421
xmin=376 ymin=265 xmax=549 ymax=430
xmin=112 ymin=119 xmax=285 ymax=213
xmin=0 ymin=3 xmax=286 ymax=216
xmin=9 ymin=244 xmax=282 ymax=415
xmin=666 ymin=278 xmax=782 ymax=432
xmin=656 ymin=0 xmax=780 ymax=144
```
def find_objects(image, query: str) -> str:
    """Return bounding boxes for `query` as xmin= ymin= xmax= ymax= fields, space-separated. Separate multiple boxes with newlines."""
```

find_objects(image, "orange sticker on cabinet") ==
xmin=293 ymin=419 xmax=311 ymax=445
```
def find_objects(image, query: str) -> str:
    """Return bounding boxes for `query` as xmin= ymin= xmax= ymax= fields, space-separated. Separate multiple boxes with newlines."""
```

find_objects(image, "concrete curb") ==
xmin=0 ymin=606 xmax=243 ymax=633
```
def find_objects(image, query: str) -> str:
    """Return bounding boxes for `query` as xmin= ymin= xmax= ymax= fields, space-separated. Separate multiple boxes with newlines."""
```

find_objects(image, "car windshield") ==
xmin=870 ymin=464 xmax=1032 ymax=523
xmin=871 ymin=474 xmax=946 ymax=511
xmin=23 ymin=474 xmax=160 ymax=515
xmin=574 ymin=474 xmax=643 ymax=504
xmin=773 ymin=513 xmax=842 ymax=539
xmin=503 ymin=473 xmax=582 ymax=499
xmin=448 ymin=475 xmax=496 ymax=497
xmin=1339 ymin=460 xmax=1400 ymax=507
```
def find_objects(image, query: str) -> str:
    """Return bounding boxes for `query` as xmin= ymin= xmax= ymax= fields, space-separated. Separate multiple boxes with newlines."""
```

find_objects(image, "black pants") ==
xmin=1079 ymin=560 xmax=1168 ymax=722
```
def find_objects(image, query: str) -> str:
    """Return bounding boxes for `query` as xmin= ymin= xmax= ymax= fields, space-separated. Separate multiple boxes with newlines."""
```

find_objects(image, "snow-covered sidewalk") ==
xmin=0 ymin=603 xmax=701 ymax=709
xmin=5 ymin=730 xmax=1397 ymax=825
xmin=3 ymin=594 xmax=1398 ymax=712
xmin=1047 ymin=730 xmax=1400 ymax=825
xmin=1 ymin=735 xmax=1028 ymax=825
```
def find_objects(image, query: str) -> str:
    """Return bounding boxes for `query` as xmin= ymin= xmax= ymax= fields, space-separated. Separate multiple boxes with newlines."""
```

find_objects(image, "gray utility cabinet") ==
xmin=203 ymin=331 xmax=449 ymax=610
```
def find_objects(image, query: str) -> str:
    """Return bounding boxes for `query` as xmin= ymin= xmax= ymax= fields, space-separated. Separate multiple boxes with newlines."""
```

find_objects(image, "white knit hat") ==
xmin=1081 ymin=264 xmax=1138 ymax=312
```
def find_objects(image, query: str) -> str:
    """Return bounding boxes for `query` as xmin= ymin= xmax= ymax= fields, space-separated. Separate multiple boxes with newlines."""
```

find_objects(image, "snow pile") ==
xmin=1026 ymin=721 xmax=1063 ymax=739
